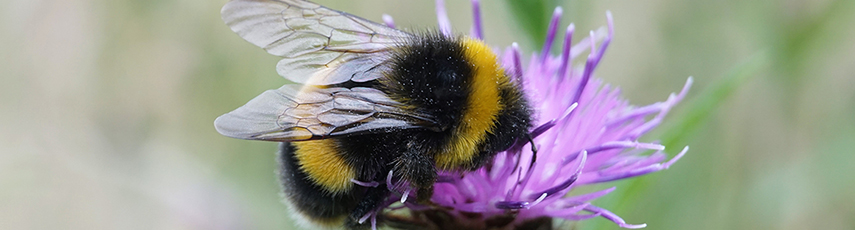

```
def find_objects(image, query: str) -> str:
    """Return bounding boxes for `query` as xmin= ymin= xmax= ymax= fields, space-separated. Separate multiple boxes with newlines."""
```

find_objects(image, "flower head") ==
xmin=361 ymin=1 xmax=692 ymax=229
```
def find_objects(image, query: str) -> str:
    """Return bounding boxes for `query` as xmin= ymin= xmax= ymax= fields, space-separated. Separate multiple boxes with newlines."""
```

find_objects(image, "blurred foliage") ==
xmin=581 ymin=51 xmax=770 ymax=230
xmin=503 ymin=0 xmax=558 ymax=48
xmin=659 ymin=52 xmax=770 ymax=151
xmin=3 ymin=0 xmax=855 ymax=229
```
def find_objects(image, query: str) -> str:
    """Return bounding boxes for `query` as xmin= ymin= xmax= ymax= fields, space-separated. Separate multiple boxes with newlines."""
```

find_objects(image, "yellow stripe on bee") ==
xmin=292 ymin=140 xmax=355 ymax=194
xmin=435 ymin=38 xmax=506 ymax=169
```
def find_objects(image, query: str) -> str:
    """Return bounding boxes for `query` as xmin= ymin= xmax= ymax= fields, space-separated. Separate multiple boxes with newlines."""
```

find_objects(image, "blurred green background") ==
xmin=2 ymin=0 xmax=854 ymax=229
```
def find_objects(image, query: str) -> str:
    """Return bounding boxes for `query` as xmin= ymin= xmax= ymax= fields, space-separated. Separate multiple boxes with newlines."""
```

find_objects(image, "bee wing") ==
xmin=222 ymin=0 xmax=412 ymax=85
xmin=215 ymin=84 xmax=437 ymax=141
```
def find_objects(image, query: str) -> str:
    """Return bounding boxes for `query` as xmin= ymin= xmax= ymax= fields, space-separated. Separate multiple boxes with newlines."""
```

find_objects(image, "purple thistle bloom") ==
xmin=360 ymin=1 xmax=692 ymax=229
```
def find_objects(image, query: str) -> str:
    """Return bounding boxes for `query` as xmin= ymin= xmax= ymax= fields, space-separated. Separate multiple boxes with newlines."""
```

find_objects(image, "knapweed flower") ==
xmin=357 ymin=1 xmax=692 ymax=229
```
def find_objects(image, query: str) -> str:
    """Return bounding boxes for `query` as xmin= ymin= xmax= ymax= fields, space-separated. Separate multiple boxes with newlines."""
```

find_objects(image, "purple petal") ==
xmin=540 ymin=7 xmax=563 ymax=62
xmin=591 ymin=11 xmax=614 ymax=69
xmin=585 ymin=147 xmax=686 ymax=184
xmin=351 ymin=179 xmax=379 ymax=187
xmin=570 ymin=27 xmax=607 ymax=59
xmin=512 ymin=43 xmax=524 ymax=81
xmin=571 ymin=30 xmax=599 ymax=105
xmin=470 ymin=0 xmax=483 ymax=39
xmin=397 ymin=6 xmax=691 ymax=229
xmin=586 ymin=141 xmax=665 ymax=155
xmin=532 ymin=150 xmax=586 ymax=199
xmin=435 ymin=0 xmax=452 ymax=37
xmin=662 ymin=146 xmax=689 ymax=169
xmin=626 ymin=78 xmax=693 ymax=139
xmin=565 ymin=187 xmax=617 ymax=203
xmin=496 ymin=201 xmax=529 ymax=210
xmin=584 ymin=205 xmax=647 ymax=229
xmin=558 ymin=24 xmax=575 ymax=80
xmin=559 ymin=212 xmax=602 ymax=221
xmin=386 ymin=170 xmax=394 ymax=191
xmin=382 ymin=14 xmax=395 ymax=28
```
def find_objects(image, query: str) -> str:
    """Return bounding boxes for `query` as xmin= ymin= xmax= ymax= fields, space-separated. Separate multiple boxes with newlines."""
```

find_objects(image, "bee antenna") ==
xmin=527 ymin=133 xmax=538 ymax=168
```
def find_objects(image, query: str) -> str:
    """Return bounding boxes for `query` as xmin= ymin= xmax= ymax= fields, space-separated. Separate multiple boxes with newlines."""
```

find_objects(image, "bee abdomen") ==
xmin=277 ymin=143 xmax=357 ymax=228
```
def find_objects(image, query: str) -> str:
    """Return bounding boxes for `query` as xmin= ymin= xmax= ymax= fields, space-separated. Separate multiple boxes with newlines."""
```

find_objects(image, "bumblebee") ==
xmin=216 ymin=0 xmax=532 ymax=228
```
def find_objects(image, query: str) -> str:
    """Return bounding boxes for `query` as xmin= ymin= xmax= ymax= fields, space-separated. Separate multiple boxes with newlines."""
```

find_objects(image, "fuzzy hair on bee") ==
xmin=216 ymin=0 xmax=532 ymax=229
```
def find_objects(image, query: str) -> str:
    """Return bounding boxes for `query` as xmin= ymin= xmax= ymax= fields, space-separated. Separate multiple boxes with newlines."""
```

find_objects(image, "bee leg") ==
xmin=393 ymin=143 xmax=437 ymax=203
xmin=345 ymin=184 xmax=390 ymax=229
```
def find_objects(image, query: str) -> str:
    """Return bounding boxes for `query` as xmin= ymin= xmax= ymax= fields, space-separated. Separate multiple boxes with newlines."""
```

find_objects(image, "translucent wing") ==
xmin=215 ymin=84 xmax=437 ymax=141
xmin=222 ymin=0 xmax=413 ymax=84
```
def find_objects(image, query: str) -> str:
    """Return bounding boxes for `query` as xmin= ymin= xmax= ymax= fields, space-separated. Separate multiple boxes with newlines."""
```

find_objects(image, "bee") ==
xmin=215 ymin=0 xmax=532 ymax=229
